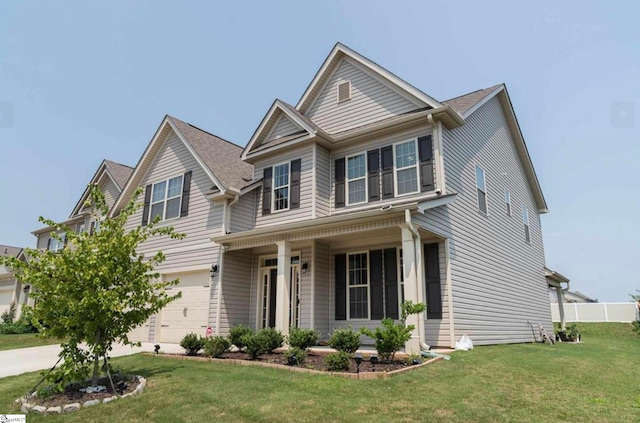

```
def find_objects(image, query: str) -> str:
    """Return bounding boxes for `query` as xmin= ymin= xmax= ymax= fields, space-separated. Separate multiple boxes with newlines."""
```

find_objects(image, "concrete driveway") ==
xmin=0 ymin=342 xmax=184 ymax=378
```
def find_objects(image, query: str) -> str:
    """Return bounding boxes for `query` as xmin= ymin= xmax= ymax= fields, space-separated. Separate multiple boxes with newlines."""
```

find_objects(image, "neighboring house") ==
xmin=564 ymin=291 xmax=597 ymax=303
xmin=116 ymin=43 xmax=553 ymax=349
xmin=31 ymin=159 xmax=134 ymax=250
xmin=0 ymin=245 xmax=31 ymax=319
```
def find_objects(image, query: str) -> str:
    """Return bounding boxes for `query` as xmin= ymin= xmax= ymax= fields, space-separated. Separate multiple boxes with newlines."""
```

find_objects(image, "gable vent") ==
xmin=337 ymin=80 xmax=351 ymax=103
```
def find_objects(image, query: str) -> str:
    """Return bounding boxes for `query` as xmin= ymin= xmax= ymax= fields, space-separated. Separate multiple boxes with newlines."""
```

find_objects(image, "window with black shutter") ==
xmin=424 ymin=243 xmax=442 ymax=319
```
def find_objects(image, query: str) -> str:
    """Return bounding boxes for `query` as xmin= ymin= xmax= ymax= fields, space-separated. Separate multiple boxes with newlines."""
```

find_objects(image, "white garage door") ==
xmin=128 ymin=320 xmax=150 ymax=343
xmin=0 ymin=281 xmax=15 ymax=316
xmin=159 ymin=271 xmax=211 ymax=343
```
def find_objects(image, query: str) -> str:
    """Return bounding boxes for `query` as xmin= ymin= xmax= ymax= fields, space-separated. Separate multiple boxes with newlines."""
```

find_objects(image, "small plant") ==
xmin=287 ymin=327 xmax=320 ymax=350
xmin=324 ymin=351 xmax=351 ymax=371
xmin=180 ymin=333 xmax=204 ymax=356
xmin=229 ymin=324 xmax=253 ymax=349
xmin=1 ymin=301 xmax=16 ymax=324
xmin=632 ymin=320 xmax=640 ymax=336
xmin=328 ymin=327 xmax=360 ymax=353
xmin=566 ymin=323 xmax=580 ymax=341
xmin=204 ymin=336 xmax=231 ymax=358
xmin=284 ymin=347 xmax=307 ymax=365
xmin=260 ymin=327 xmax=284 ymax=353
xmin=241 ymin=332 xmax=268 ymax=359
xmin=406 ymin=353 xmax=423 ymax=365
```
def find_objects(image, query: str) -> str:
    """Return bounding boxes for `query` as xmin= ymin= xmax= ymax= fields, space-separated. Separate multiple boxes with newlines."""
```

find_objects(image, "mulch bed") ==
xmin=29 ymin=375 xmax=137 ymax=408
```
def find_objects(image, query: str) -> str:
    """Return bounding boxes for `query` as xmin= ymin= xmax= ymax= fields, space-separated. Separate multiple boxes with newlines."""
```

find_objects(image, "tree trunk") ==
xmin=92 ymin=328 xmax=101 ymax=386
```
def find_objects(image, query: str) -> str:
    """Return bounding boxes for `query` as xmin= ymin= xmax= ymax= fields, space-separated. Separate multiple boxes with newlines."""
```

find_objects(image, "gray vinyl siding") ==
xmin=100 ymin=177 xmax=121 ymax=211
xmin=315 ymin=145 xmax=331 ymax=218
xmin=329 ymin=125 xmax=434 ymax=212
xmin=218 ymin=250 xmax=252 ymax=335
xmin=229 ymin=190 xmax=256 ymax=233
xmin=125 ymin=130 xmax=223 ymax=272
xmin=441 ymin=95 xmax=550 ymax=345
xmin=254 ymin=144 xmax=314 ymax=228
xmin=313 ymin=241 xmax=331 ymax=338
xmin=297 ymin=247 xmax=312 ymax=329
xmin=266 ymin=115 xmax=302 ymax=142
xmin=248 ymin=254 xmax=260 ymax=329
xmin=306 ymin=58 xmax=419 ymax=134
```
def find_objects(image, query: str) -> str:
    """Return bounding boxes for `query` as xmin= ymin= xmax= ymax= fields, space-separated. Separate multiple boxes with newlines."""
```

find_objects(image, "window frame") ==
xmin=505 ymin=190 xmax=512 ymax=216
xmin=149 ymin=175 xmax=184 ymax=223
xmin=522 ymin=206 xmax=531 ymax=243
xmin=345 ymin=151 xmax=368 ymax=206
xmin=393 ymin=138 xmax=420 ymax=197
xmin=475 ymin=165 xmax=488 ymax=214
xmin=49 ymin=232 xmax=66 ymax=252
xmin=336 ymin=80 xmax=351 ymax=103
xmin=346 ymin=250 xmax=370 ymax=321
xmin=271 ymin=161 xmax=291 ymax=213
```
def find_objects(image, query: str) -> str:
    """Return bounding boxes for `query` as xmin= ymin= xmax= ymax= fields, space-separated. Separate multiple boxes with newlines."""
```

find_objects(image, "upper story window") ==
xmin=141 ymin=171 xmax=192 ymax=227
xmin=273 ymin=162 xmax=290 ymax=211
xmin=348 ymin=252 xmax=369 ymax=320
xmin=337 ymin=81 xmax=351 ymax=103
xmin=49 ymin=233 xmax=66 ymax=252
xmin=394 ymin=140 xmax=419 ymax=196
xmin=505 ymin=190 xmax=512 ymax=216
xmin=347 ymin=153 xmax=367 ymax=205
xmin=522 ymin=206 xmax=531 ymax=243
xmin=150 ymin=175 xmax=184 ymax=222
xmin=262 ymin=159 xmax=301 ymax=215
xmin=475 ymin=165 xmax=487 ymax=214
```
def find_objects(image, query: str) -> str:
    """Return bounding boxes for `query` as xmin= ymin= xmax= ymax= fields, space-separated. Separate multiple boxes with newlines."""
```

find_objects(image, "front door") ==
xmin=261 ymin=268 xmax=278 ymax=328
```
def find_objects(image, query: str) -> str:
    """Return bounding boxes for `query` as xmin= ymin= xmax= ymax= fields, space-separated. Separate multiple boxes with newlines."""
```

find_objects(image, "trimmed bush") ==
xmin=204 ymin=336 xmax=231 ymax=358
xmin=259 ymin=327 xmax=284 ymax=353
xmin=328 ymin=327 xmax=360 ymax=353
xmin=284 ymin=347 xmax=307 ymax=366
xmin=1 ymin=301 xmax=16 ymax=324
xmin=229 ymin=324 xmax=253 ymax=349
xmin=241 ymin=332 xmax=269 ymax=359
xmin=180 ymin=333 xmax=204 ymax=356
xmin=287 ymin=327 xmax=320 ymax=350
xmin=324 ymin=352 xmax=351 ymax=371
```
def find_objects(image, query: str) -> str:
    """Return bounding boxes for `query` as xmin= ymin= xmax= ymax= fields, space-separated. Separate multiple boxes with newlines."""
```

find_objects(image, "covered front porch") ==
xmin=212 ymin=204 xmax=455 ymax=351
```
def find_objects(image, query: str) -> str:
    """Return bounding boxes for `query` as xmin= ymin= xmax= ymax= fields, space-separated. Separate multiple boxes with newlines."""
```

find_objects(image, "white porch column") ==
xmin=400 ymin=226 xmax=421 ymax=353
xmin=555 ymin=286 xmax=566 ymax=331
xmin=275 ymin=241 xmax=291 ymax=336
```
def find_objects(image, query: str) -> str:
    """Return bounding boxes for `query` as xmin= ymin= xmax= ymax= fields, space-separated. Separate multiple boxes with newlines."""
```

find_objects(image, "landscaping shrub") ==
xmin=204 ymin=336 xmax=231 ymax=358
xmin=328 ymin=327 xmax=360 ymax=353
xmin=241 ymin=332 xmax=269 ymax=359
xmin=180 ymin=333 xmax=204 ymax=356
xmin=324 ymin=352 xmax=351 ymax=371
xmin=632 ymin=320 xmax=640 ymax=336
xmin=287 ymin=327 xmax=320 ymax=350
xmin=1 ymin=301 xmax=16 ymax=324
xmin=284 ymin=347 xmax=307 ymax=365
xmin=0 ymin=306 xmax=39 ymax=334
xmin=566 ymin=323 xmax=580 ymax=341
xmin=229 ymin=324 xmax=253 ymax=349
xmin=260 ymin=327 xmax=284 ymax=353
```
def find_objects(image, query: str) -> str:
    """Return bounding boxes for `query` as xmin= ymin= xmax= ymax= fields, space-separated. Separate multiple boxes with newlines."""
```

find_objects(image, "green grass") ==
xmin=0 ymin=333 xmax=60 ymax=351
xmin=1 ymin=323 xmax=638 ymax=422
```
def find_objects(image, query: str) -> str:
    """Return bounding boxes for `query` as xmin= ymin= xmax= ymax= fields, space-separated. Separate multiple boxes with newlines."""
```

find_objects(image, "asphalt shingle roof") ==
xmin=443 ymin=84 xmax=503 ymax=116
xmin=104 ymin=160 xmax=134 ymax=190
xmin=0 ymin=245 xmax=22 ymax=258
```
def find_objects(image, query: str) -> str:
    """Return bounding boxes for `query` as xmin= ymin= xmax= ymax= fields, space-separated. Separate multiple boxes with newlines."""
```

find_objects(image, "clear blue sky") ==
xmin=1 ymin=1 xmax=638 ymax=301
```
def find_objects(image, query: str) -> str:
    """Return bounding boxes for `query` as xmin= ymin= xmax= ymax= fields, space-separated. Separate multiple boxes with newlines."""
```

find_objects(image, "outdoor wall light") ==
xmin=23 ymin=284 xmax=30 ymax=293
xmin=370 ymin=354 xmax=379 ymax=372
xmin=301 ymin=262 xmax=309 ymax=274
xmin=210 ymin=264 xmax=219 ymax=278
xmin=154 ymin=344 xmax=161 ymax=354
xmin=354 ymin=353 xmax=363 ymax=374
xmin=287 ymin=355 xmax=298 ymax=366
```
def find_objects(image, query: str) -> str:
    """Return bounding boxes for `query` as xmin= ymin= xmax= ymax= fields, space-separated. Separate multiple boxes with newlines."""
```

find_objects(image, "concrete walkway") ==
xmin=0 ymin=342 xmax=184 ymax=378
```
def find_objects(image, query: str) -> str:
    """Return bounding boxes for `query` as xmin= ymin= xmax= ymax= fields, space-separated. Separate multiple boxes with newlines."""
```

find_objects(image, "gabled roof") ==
xmin=0 ymin=245 xmax=22 ymax=258
xmin=242 ymin=100 xmax=328 ymax=161
xmin=443 ymin=84 xmax=503 ymax=117
xmin=112 ymin=115 xmax=252 ymax=215
xmin=296 ymin=43 xmax=443 ymax=114
xmin=69 ymin=159 xmax=134 ymax=218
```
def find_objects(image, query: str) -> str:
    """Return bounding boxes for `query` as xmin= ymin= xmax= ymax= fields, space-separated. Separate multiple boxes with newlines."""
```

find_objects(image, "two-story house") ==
xmin=0 ymin=245 xmax=31 ymax=319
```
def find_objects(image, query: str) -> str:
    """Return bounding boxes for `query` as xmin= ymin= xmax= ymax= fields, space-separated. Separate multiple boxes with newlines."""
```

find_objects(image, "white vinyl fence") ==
xmin=551 ymin=302 xmax=639 ymax=323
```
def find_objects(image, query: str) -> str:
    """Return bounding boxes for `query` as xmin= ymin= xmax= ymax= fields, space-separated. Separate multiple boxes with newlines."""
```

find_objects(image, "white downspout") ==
xmin=404 ymin=209 xmax=430 ymax=352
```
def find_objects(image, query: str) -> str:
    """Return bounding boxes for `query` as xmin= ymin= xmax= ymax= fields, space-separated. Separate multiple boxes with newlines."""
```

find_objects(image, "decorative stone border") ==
xmin=16 ymin=375 xmax=147 ymax=415
xmin=148 ymin=353 xmax=444 ymax=380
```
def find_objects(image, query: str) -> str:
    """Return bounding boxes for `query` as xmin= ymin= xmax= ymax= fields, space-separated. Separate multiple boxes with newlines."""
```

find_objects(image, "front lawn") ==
xmin=0 ymin=323 xmax=638 ymax=422
xmin=0 ymin=333 xmax=59 ymax=351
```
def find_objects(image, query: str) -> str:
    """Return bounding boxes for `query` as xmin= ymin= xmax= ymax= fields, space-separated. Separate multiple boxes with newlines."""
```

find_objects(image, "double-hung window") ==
xmin=348 ymin=252 xmax=369 ymax=319
xmin=273 ymin=163 xmax=290 ymax=211
xmin=476 ymin=165 xmax=487 ymax=213
xmin=394 ymin=140 xmax=419 ymax=195
xmin=150 ymin=175 xmax=184 ymax=222
xmin=522 ymin=206 xmax=530 ymax=243
xmin=346 ymin=153 xmax=367 ymax=205
xmin=49 ymin=233 xmax=65 ymax=252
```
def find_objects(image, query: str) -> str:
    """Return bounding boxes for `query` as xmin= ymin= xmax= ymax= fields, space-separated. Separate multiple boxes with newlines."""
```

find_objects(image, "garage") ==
xmin=0 ymin=280 xmax=16 ymax=317
xmin=158 ymin=271 xmax=211 ymax=343
xmin=127 ymin=320 xmax=150 ymax=343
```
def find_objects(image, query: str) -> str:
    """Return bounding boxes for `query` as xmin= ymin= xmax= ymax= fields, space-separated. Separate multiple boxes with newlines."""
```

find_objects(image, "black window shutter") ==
xmin=381 ymin=146 xmax=394 ymax=199
xmin=290 ymin=159 xmax=301 ymax=209
xmin=367 ymin=149 xmax=380 ymax=202
xmin=384 ymin=248 xmax=399 ymax=319
xmin=335 ymin=254 xmax=347 ymax=320
xmin=369 ymin=250 xmax=384 ymax=320
xmin=141 ymin=184 xmax=152 ymax=226
xmin=335 ymin=158 xmax=345 ymax=208
xmin=418 ymin=135 xmax=435 ymax=192
xmin=424 ymin=243 xmax=442 ymax=319
xmin=262 ymin=167 xmax=272 ymax=215
xmin=180 ymin=171 xmax=192 ymax=217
